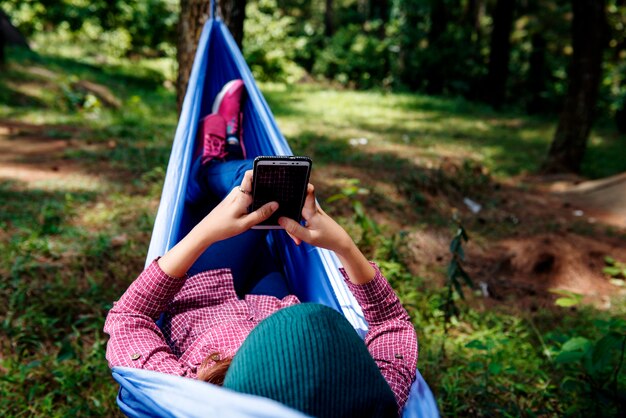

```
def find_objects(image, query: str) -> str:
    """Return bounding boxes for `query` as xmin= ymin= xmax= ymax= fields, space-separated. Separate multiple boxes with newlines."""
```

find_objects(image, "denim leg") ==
xmin=187 ymin=158 xmax=253 ymax=204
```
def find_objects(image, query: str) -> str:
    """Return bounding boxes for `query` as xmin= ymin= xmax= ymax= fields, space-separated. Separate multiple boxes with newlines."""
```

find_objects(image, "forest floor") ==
xmin=3 ymin=107 xmax=625 ymax=310
xmin=1 ymin=46 xmax=625 ymax=416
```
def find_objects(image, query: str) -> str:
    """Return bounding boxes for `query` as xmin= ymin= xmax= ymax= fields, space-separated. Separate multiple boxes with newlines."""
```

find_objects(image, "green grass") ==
xmin=1 ymin=45 xmax=624 ymax=417
xmin=263 ymin=83 xmax=626 ymax=180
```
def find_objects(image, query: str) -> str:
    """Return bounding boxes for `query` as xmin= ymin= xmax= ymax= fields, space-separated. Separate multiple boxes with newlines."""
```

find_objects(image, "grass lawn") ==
xmin=1 ymin=46 xmax=624 ymax=417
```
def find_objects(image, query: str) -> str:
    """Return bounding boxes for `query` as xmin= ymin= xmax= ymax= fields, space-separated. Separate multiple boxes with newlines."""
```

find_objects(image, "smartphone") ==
xmin=251 ymin=156 xmax=312 ymax=229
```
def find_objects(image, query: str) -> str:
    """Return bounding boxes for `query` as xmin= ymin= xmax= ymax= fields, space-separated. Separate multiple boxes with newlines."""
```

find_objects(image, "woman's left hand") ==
xmin=200 ymin=170 xmax=278 ymax=243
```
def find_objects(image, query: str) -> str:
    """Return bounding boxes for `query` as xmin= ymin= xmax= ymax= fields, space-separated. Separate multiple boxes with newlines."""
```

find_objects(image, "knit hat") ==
xmin=223 ymin=303 xmax=397 ymax=418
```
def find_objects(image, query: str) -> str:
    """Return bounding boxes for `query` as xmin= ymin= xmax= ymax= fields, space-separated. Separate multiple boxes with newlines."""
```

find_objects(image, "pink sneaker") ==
xmin=212 ymin=79 xmax=246 ymax=159
xmin=198 ymin=113 xmax=227 ymax=164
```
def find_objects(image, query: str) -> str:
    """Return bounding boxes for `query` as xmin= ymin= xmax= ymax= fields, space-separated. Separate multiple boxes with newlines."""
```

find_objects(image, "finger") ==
xmin=285 ymin=231 xmax=302 ymax=246
xmin=302 ymin=184 xmax=317 ymax=218
xmin=245 ymin=201 xmax=278 ymax=227
xmin=278 ymin=217 xmax=311 ymax=243
xmin=241 ymin=170 xmax=253 ymax=194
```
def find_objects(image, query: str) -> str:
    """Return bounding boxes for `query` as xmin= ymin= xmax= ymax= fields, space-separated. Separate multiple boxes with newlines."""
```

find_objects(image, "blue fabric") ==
xmin=118 ymin=16 xmax=440 ymax=418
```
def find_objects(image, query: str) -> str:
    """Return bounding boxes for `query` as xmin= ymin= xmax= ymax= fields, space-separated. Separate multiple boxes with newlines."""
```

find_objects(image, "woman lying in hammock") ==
xmin=104 ymin=80 xmax=418 ymax=418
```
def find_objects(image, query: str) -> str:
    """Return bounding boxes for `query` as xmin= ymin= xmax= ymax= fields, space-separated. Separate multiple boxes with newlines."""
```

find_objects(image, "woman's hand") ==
xmin=158 ymin=170 xmax=277 ymax=278
xmin=278 ymin=184 xmax=375 ymax=284
xmin=200 ymin=170 xmax=278 ymax=243
xmin=278 ymin=184 xmax=352 ymax=255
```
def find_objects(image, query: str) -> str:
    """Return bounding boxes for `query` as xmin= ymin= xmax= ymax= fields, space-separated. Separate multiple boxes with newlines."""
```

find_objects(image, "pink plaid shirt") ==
xmin=104 ymin=259 xmax=418 ymax=410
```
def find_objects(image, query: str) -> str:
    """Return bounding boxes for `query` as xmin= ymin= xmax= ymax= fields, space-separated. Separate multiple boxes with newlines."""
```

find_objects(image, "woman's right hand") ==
xmin=278 ymin=184 xmax=353 ymax=256
xmin=279 ymin=184 xmax=376 ymax=285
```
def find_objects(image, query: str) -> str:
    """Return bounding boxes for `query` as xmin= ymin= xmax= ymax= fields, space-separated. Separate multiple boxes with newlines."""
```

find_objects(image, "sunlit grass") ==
xmin=264 ymin=83 xmax=625 ymax=179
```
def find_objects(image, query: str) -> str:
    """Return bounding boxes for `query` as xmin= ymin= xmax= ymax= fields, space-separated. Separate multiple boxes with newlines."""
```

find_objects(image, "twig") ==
xmin=526 ymin=316 xmax=553 ymax=362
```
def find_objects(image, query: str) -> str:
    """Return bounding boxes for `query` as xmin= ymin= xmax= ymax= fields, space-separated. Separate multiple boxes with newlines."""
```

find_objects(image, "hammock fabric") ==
xmin=111 ymin=14 xmax=439 ymax=418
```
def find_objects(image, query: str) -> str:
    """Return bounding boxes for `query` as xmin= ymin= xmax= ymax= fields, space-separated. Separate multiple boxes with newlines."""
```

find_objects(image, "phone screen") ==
xmin=251 ymin=158 xmax=311 ymax=229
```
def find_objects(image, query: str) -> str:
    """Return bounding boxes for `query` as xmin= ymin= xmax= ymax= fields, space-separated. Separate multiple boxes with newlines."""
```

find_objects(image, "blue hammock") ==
xmin=111 ymin=14 xmax=439 ymax=418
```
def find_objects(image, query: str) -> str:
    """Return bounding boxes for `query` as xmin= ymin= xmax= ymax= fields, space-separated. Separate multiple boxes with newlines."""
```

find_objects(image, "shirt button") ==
xmin=210 ymin=354 xmax=221 ymax=361
xmin=394 ymin=353 xmax=404 ymax=359
xmin=130 ymin=353 xmax=141 ymax=361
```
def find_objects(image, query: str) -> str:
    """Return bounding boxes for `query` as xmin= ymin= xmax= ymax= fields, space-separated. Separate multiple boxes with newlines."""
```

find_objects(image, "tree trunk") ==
xmin=218 ymin=0 xmax=246 ymax=47
xmin=324 ymin=0 xmax=334 ymax=37
xmin=465 ymin=0 xmax=484 ymax=35
xmin=397 ymin=0 xmax=421 ymax=89
xmin=526 ymin=32 xmax=547 ymax=114
xmin=0 ymin=9 xmax=30 ymax=65
xmin=0 ymin=23 xmax=5 ymax=66
xmin=426 ymin=0 xmax=448 ymax=94
xmin=485 ymin=0 xmax=515 ymax=108
xmin=542 ymin=0 xmax=607 ymax=174
xmin=176 ymin=0 xmax=247 ymax=111
xmin=369 ymin=0 xmax=389 ymax=22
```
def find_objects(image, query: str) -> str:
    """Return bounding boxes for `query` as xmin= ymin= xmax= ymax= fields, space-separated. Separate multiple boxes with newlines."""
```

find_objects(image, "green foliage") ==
xmin=544 ymin=290 xmax=626 ymax=416
xmin=440 ymin=222 xmax=474 ymax=346
xmin=314 ymin=22 xmax=391 ymax=88
xmin=549 ymin=289 xmax=584 ymax=308
xmin=603 ymin=256 xmax=626 ymax=287
xmin=1 ymin=0 xmax=178 ymax=57
xmin=243 ymin=0 xmax=304 ymax=82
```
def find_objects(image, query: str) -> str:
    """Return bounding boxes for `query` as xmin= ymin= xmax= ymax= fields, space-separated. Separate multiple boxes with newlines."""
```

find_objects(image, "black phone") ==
xmin=251 ymin=156 xmax=312 ymax=229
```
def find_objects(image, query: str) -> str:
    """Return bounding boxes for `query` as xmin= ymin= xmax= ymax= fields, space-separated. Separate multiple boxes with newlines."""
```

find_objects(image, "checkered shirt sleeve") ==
xmin=341 ymin=263 xmax=419 ymax=412
xmin=104 ymin=259 xmax=191 ymax=376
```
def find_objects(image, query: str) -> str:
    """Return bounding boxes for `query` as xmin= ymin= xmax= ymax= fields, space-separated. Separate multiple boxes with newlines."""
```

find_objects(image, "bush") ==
xmin=313 ymin=22 xmax=391 ymax=89
xmin=243 ymin=0 xmax=304 ymax=83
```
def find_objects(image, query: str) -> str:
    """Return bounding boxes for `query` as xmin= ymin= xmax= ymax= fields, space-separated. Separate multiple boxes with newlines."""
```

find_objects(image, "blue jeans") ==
xmin=186 ymin=158 xmax=289 ymax=299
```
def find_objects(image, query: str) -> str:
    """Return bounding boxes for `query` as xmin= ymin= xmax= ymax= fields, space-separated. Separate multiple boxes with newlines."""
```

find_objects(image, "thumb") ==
xmin=278 ymin=217 xmax=311 ymax=243
xmin=245 ymin=201 xmax=278 ymax=227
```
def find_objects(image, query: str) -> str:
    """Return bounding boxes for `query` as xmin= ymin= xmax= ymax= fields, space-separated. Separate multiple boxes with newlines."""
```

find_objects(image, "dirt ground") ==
xmin=2 ymin=119 xmax=625 ymax=310
xmin=403 ymin=171 xmax=626 ymax=309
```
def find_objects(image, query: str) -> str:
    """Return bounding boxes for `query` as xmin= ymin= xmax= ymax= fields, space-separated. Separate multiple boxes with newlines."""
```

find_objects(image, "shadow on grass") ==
xmin=582 ymin=131 xmax=626 ymax=179
xmin=0 ymin=180 xmax=95 ymax=232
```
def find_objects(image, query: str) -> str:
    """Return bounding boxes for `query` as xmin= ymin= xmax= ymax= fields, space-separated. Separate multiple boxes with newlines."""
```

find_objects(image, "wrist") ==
xmin=334 ymin=234 xmax=356 ymax=258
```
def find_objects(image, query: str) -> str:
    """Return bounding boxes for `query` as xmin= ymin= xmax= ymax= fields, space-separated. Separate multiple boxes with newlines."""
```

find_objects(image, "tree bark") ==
xmin=218 ymin=0 xmax=246 ymax=47
xmin=397 ymin=0 xmax=421 ymax=89
xmin=465 ymin=0 xmax=484 ymax=35
xmin=526 ymin=32 xmax=547 ymax=114
xmin=485 ymin=0 xmax=515 ymax=108
xmin=426 ymin=0 xmax=448 ymax=94
xmin=542 ymin=0 xmax=608 ymax=174
xmin=369 ymin=0 xmax=389 ymax=23
xmin=176 ymin=0 xmax=246 ymax=112
xmin=324 ymin=0 xmax=334 ymax=37
xmin=0 ymin=10 xmax=30 ymax=65
xmin=0 ymin=23 xmax=5 ymax=66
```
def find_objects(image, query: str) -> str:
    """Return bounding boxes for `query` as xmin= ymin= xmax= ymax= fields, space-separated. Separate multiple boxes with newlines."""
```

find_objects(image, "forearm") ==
xmin=335 ymin=240 xmax=376 ymax=285
xmin=157 ymin=217 xmax=218 ymax=278
xmin=341 ymin=264 xmax=418 ymax=410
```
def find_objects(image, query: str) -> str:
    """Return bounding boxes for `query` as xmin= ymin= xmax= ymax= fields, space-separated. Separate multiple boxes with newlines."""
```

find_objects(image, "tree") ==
xmin=0 ymin=9 xmax=30 ymax=66
xmin=426 ymin=0 xmax=449 ymax=94
xmin=396 ymin=0 xmax=422 ymax=89
xmin=0 ymin=22 xmax=5 ymax=66
xmin=465 ymin=0 xmax=485 ymax=36
xmin=485 ymin=0 xmax=516 ymax=108
xmin=324 ymin=0 xmax=334 ymax=37
xmin=542 ymin=0 xmax=608 ymax=174
xmin=177 ymin=0 xmax=247 ymax=111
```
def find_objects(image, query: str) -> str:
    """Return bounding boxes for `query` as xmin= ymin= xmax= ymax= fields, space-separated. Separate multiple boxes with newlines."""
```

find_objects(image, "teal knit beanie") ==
xmin=223 ymin=303 xmax=397 ymax=418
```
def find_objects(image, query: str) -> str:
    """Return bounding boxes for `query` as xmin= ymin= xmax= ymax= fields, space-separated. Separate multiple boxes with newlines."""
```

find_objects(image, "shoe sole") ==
xmin=212 ymin=79 xmax=242 ymax=114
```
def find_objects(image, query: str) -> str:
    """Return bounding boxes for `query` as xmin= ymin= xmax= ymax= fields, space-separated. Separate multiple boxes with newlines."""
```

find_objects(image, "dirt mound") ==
xmin=469 ymin=233 xmax=626 ymax=309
